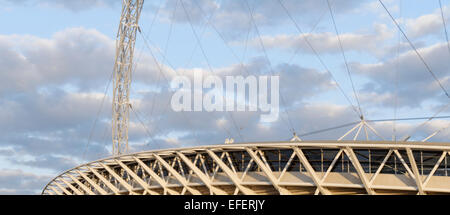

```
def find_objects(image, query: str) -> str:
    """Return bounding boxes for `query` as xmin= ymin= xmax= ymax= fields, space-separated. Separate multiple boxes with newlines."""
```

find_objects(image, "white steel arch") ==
xmin=112 ymin=0 xmax=144 ymax=155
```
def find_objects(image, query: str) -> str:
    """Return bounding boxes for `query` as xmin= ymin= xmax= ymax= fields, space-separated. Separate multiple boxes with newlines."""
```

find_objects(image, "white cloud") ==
xmin=249 ymin=23 xmax=393 ymax=54
xmin=405 ymin=5 xmax=450 ymax=39
xmin=352 ymin=41 xmax=450 ymax=107
xmin=0 ymin=27 xmax=115 ymax=94
xmin=0 ymin=169 xmax=52 ymax=195
xmin=156 ymin=0 xmax=368 ymax=37
xmin=1 ymin=0 xmax=119 ymax=11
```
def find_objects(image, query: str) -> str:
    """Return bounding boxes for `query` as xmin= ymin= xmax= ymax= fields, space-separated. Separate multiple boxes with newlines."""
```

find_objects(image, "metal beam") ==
xmin=115 ymin=159 xmax=160 ymax=195
xmin=278 ymin=152 xmax=296 ymax=182
xmin=393 ymin=150 xmax=415 ymax=180
xmin=133 ymin=157 xmax=179 ymax=195
xmin=293 ymin=147 xmax=331 ymax=195
xmin=75 ymin=170 xmax=108 ymax=195
xmin=344 ymin=147 xmax=375 ymax=195
xmin=423 ymin=151 xmax=448 ymax=186
xmin=176 ymin=152 xmax=228 ymax=195
xmin=206 ymin=149 xmax=256 ymax=195
xmin=58 ymin=178 xmax=83 ymax=195
xmin=86 ymin=166 xmax=120 ymax=195
xmin=406 ymin=148 xmax=425 ymax=195
xmin=48 ymin=186 xmax=63 ymax=195
xmin=338 ymin=122 xmax=362 ymax=141
xmin=153 ymin=154 xmax=201 ymax=195
xmin=53 ymin=182 xmax=72 ymax=195
xmin=246 ymin=148 xmax=291 ymax=195
xmin=66 ymin=174 xmax=95 ymax=195
xmin=99 ymin=163 xmax=136 ymax=194
xmin=369 ymin=150 xmax=393 ymax=184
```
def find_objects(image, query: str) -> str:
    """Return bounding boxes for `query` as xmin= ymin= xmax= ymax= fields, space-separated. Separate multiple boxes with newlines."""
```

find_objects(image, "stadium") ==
xmin=42 ymin=140 xmax=450 ymax=195
xmin=42 ymin=0 xmax=450 ymax=195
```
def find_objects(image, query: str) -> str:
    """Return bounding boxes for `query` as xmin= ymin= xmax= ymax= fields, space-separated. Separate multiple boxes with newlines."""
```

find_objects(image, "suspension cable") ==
xmin=242 ymin=9 xmax=253 ymax=67
xmin=193 ymin=0 xmax=265 ymax=137
xmin=379 ymin=0 xmax=450 ymax=98
xmin=140 ymin=0 xmax=235 ymax=141
xmin=377 ymin=0 xmax=450 ymax=141
xmin=423 ymin=123 xmax=450 ymax=141
xmin=299 ymin=121 xmax=360 ymax=137
xmin=99 ymin=122 xmax=110 ymax=158
xmin=182 ymin=1 xmax=222 ymax=69
xmin=144 ymin=0 xmax=179 ymax=128
xmin=368 ymin=115 xmax=450 ymax=122
xmin=191 ymin=0 xmax=266 ymax=140
xmin=138 ymin=29 xmax=203 ymax=143
xmin=243 ymin=0 xmax=297 ymax=134
xmin=393 ymin=0 xmax=402 ymax=142
xmin=130 ymin=104 xmax=160 ymax=148
xmin=82 ymin=69 xmax=114 ymax=161
xmin=149 ymin=0 xmax=164 ymax=34
xmin=326 ymin=0 xmax=364 ymax=119
xmin=287 ymin=7 xmax=328 ymax=65
xmin=191 ymin=0 xmax=252 ymax=76
xmin=179 ymin=0 xmax=246 ymax=141
xmin=140 ymin=7 xmax=249 ymax=143
xmin=277 ymin=0 xmax=361 ymax=119
xmin=402 ymin=102 xmax=450 ymax=141
xmin=299 ymin=115 xmax=450 ymax=138
xmin=179 ymin=0 xmax=215 ymax=73
xmin=439 ymin=0 xmax=450 ymax=58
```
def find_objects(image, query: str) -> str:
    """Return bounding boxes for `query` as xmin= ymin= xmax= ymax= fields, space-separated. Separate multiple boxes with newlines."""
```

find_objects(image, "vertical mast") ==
xmin=112 ymin=0 xmax=144 ymax=155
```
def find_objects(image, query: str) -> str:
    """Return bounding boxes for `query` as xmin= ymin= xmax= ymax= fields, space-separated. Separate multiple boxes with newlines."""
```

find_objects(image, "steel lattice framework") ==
xmin=43 ymin=141 xmax=450 ymax=195
xmin=112 ymin=0 xmax=144 ymax=155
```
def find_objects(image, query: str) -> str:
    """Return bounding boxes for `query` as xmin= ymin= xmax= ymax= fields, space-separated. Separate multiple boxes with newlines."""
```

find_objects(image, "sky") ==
xmin=0 ymin=0 xmax=449 ymax=194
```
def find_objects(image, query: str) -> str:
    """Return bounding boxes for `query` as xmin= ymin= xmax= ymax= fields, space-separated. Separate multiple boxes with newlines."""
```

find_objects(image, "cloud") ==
xmin=0 ymin=0 xmax=118 ymax=12
xmin=351 ymin=42 xmax=450 ymax=107
xmin=1 ymin=1 xmax=450 ymax=194
xmin=404 ymin=5 xmax=450 ymax=39
xmin=0 ymin=91 xmax=109 ymax=133
xmin=14 ymin=155 xmax=80 ymax=173
xmin=249 ymin=23 xmax=393 ymax=55
xmin=0 ymin=27 xmax=115 ymax=94
xmin=0 ymin=27 xmax=334 ymax=172
xmin=0 ymin=169 xmax=52 ymax=195
xmin=155 ymin=0 xmax=368 ymax=38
